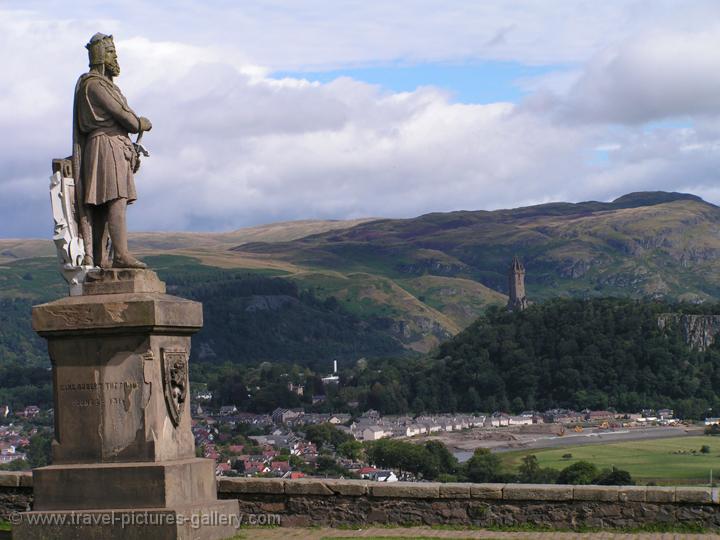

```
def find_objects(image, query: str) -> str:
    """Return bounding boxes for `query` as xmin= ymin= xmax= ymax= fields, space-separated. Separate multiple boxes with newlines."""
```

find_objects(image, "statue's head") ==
xmin=86 ymin=33 xmax=120 ymax=77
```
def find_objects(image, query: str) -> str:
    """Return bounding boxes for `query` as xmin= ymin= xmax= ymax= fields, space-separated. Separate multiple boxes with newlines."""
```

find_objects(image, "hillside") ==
xmin=0 ymin=255 xmax=409 ymax=408
xmin=4 ymin=191 xmax=720 ymax=352
xmin=335 ymin=298 xmax=720 ymax=418
xmin=234 ymin=191 xmax=720 ymax=303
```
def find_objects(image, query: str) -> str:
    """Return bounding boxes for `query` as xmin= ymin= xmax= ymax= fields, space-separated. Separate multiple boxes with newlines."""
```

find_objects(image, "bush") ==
xmin=595 ymin=467 xmax=634 ymax=485
xmin=562 ymin=453 xmax=573 ymax=460
xmin=701 ymin=445 xmax=711 ymax=454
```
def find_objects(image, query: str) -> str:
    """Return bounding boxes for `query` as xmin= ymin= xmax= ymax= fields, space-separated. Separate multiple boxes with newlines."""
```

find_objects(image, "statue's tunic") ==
xmin=74 ymin=73 xmax=140 ymax=205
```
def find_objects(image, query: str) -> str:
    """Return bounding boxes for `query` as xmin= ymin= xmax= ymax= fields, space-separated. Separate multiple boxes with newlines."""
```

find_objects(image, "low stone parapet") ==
xmin=216 ymin=477 xmax=720 ymax=529
xmin=0 ymin=472 xmax=32 ymax=519
xmin=3 ymin=472 xmax=720 ymax=530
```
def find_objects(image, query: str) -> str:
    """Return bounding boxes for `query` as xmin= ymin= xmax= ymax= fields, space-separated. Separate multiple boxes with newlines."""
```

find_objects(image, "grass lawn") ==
xmin=500 ymin=435 xmax=720 ymax=485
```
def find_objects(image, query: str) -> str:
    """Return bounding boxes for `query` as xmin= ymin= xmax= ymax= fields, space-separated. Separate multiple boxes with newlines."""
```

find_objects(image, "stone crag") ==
xmin=658 ymin=313 xmax=720 ymax=351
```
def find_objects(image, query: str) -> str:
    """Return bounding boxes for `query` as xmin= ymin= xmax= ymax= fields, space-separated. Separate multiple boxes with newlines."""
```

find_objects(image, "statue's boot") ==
xmin=113 ymin=255 xmax=147 ymax=269
xmin=107 ymin=197 xmax=147 ymax=269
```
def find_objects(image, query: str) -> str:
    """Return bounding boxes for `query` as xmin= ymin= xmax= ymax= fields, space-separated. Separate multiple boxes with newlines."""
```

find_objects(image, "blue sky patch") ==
xmin=273 ymin=61 xmax=561 ymax=104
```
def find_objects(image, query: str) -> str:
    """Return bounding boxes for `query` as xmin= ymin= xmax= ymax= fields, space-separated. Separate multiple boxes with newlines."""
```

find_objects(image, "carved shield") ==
xmin=161 ymin=348 xmax=188 ymax=427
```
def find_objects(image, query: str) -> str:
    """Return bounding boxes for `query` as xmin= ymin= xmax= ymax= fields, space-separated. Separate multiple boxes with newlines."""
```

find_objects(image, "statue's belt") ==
xmin=86 ymin=126 xmax=130 ymax=139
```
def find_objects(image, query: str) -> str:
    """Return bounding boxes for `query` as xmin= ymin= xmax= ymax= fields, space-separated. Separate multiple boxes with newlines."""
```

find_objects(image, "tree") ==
xmin=518 ymin=454 xmax=540 ymax=480
xmin=557 ymin=461 xmax=598 ymax=485
xmin=303 ymin=423 xmax=352 ymax=451
xmin=517 ymin=454 xmax=559 ymax=484
xmin=424 ymin=440 xmax=459 ymax=476
xmin=464 ymin=448 xmax=503 ymax=483
xmin=26 ymin=432 xmax=52 ymax=468
xmin=366 ymin=439 xmax=439 ymax=479
xmin=338 ymin=440 xmax=363 ymax=461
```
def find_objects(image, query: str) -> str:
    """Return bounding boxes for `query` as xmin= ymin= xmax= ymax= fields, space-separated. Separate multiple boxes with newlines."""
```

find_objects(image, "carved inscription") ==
xmin=60 ymin=380 xmax=139 ymax=408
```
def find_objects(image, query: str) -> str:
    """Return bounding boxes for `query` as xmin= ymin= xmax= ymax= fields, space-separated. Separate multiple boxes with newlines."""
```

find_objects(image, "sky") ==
xmin=2 ymin=1 xmax=720 ymax=237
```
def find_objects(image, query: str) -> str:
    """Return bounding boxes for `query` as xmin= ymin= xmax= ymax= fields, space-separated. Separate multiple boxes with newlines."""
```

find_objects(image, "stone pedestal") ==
xmin=13 ymin=270 xmax=238 ymax=540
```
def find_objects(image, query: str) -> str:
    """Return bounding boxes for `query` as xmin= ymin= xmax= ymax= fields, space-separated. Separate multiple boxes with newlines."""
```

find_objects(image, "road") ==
xmin=453 ymin=426 xmax=704 ymax=461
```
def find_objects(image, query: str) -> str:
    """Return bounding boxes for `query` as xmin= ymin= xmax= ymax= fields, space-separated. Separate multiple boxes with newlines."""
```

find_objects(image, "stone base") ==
xmin=83 ymin=269 xmax=166 ymax=295
xmin=12 ymin=500 xmax=240 ymax=540
xmin=33 ymin=459 xmax=217 ymax=511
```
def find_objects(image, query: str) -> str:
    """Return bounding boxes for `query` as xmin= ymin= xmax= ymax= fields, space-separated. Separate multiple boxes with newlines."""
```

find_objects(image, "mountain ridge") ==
xmin=3 ymin=191 xmax=720 ymax=352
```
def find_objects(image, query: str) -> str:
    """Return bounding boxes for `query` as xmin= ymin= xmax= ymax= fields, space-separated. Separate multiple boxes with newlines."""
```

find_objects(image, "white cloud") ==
xmin=2 ymin=3 xmax=720 ymax=238
xmin=560 ymin=29 xmax=720 ymax=123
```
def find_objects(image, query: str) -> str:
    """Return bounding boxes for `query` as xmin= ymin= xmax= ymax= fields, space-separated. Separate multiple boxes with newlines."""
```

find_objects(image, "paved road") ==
xmin=454 ymin=427 xmax=704 ymax=461
xmin=237 ymin=526 xmax=720 ymax=539
xmin=507 ymin=426 xmax=702 ymax=450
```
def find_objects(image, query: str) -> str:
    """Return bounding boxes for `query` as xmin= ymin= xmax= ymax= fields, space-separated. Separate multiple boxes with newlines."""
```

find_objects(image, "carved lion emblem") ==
xmin=161 ymin=348 xmax=188 ymax=427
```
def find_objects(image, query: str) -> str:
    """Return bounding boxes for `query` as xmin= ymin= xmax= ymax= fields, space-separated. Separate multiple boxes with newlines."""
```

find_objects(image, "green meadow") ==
xmin=501 ymin=435 xmax=720 ymax=485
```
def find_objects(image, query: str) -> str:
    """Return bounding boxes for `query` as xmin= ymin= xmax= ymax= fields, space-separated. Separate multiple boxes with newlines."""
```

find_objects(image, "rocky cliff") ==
xmin=658 ymin=313 xmax=720 ymax=351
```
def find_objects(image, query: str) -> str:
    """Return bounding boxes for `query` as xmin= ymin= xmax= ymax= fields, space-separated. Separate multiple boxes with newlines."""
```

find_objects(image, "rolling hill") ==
xmin=233 ymin=191 xmax=720 ymax=303
xmin=4 ymin=191 xmax=720 ymax=353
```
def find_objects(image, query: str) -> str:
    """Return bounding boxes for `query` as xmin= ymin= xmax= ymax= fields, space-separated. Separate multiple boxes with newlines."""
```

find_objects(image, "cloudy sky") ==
xmin=2 ymin=1 xmax=720 ymax=237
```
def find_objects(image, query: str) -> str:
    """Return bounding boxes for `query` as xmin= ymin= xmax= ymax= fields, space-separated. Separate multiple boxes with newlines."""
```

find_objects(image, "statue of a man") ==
xmin=72 ymin=33 xmax=151 ymax=269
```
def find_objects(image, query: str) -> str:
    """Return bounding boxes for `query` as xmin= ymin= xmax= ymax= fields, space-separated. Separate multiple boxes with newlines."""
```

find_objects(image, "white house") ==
xmin=362 ymin=426 xmax=387 ymax=441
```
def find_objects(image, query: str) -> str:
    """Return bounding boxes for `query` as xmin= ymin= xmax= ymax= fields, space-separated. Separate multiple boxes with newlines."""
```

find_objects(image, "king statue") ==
xmin=72 ymin=32 xmax=152 ymax=269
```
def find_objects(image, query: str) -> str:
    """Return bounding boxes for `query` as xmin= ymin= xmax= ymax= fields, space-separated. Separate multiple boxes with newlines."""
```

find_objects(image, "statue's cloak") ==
xmin=71 ymin=73 xmax=93 ymax=256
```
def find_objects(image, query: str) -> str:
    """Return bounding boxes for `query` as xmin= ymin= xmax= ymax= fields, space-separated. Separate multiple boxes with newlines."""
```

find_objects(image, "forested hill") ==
xmin=404 ymin=298 xmax=720 ymax=418
xmin=201 ymin=297 xmax=720 ymax=418
xmin=165 ymin=262 xmax=405 ymax=369
xmin=0 ymin=256 xmax=407 ymax=408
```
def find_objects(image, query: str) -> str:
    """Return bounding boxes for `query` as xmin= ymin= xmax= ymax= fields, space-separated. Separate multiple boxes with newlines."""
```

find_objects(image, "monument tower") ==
xmin=507 ymin=256 xmax=528 ymax=312
xmin=14 ymin=34 xmax=238 ymax=540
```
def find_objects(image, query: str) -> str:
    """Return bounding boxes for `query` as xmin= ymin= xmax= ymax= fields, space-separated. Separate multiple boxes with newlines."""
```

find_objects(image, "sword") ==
xmin=134 ymin=130 xmax=149 ymax=158
xmin=132 ymin=130 xmax=149 ymax=173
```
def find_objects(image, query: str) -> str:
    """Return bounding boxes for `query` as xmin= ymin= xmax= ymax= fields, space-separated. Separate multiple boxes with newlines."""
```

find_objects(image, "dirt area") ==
xmin=422 ymin=426 xmax=555 ymax=453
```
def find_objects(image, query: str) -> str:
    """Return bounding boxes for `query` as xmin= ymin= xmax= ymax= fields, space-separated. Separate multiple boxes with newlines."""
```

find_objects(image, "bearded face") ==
xmin=104 ymin=42 xmax=120 ymax=77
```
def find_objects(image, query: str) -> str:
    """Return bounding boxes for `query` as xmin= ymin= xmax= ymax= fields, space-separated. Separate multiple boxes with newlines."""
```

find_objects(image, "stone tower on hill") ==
xmin=507 ymin=256 xmax=528 ymax=311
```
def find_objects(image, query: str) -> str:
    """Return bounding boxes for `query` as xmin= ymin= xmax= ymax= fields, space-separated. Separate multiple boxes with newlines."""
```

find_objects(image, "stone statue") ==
xmin=20 ymin=33 xmax=239 ymax=539
xmin=71 ymin=32 xmax=151 ymax=269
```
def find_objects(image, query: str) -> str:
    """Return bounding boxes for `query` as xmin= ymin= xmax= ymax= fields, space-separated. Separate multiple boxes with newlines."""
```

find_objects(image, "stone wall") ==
xmin=218 ymin=478 xmax=720 ymax=529
xmin=0 ymin=472 xmax=32 ymax=519
xmin=3 ymin=472 xmax=720 ymax=530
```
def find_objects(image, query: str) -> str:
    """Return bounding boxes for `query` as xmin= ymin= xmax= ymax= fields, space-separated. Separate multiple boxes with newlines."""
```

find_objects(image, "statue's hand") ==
xmin=139 ymin=117 xmax=152 ymax=132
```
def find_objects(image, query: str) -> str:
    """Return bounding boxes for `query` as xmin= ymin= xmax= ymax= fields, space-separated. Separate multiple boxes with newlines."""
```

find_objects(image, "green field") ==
xmin=501 ymin=436 xmax=720 ymax=485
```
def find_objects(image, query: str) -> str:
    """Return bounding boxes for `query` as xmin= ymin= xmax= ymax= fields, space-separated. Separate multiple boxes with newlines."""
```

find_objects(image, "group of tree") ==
xmin=336 ymin=298 xmax=720 ymax=418
xmin=426 ymin=298 xmax=720 ymax=417
xmin=365 ymin=439 xmax=633 ymax=486
xmin=365 ymin=439 xmax=460 ymax=481
xmin=6 ymin=259 xmax=720 ymax=421
xmin=166 ymin=267 xmax=405 ymax=371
